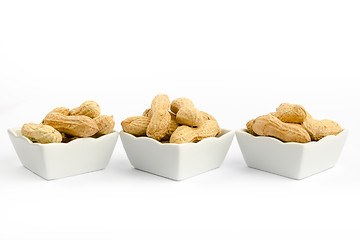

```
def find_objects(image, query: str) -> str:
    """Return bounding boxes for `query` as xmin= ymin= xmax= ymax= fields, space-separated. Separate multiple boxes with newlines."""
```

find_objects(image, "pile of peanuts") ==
xmin=21 ymin=100 xmax=115 ymax=144
xmin=121 ymin=94 xmax=221 ymax=143
xmin=246 ymin=103 xmax=343 ymax=143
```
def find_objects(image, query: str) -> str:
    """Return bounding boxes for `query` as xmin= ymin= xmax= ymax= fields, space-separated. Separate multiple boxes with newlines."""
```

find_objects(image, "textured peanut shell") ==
xmin=252 ymin=115 xmax=311 ymax=143
xmin=302 ymin=113 xmax=342 ymax=141
xmin=161 ymin=112 xmax=179 ymax=141
xmin=70 ymin=100 xmax=101 ymax=118
xmin=121 ymin=116 xmax=150 ymax=137
xmin=200 ymin=111 xmax=217 ymax=121
xmin=170 ymin=97 xmax=194 ymax=114
xmin=246 ymin=119 xmax=257 ymax=135
xmin=143 ymin=108 xmax=152 ymax=118
xmin=49 ymin=107 xmax=70 ymax=115
xmin=176 ymin=106 xmax=203 ymax=127
xmin=170 ymin=120 xmax=221 ymax=144
xmin=21 ymin=123 xmax=62 ymax=144
xmin=272 ymin=103 xmax=307 ymax=123
xmin=143 ymin=108 xmax=178 ymax=138
xmin=43 ymin=112 xmax=99 ymax=137
xmin=94 ymin=115 xmax=115 ymax=135
xmin=146 ymin=94 xmax=171 ymax=141
xmin=42 ymin=107 xmax=69 ymax=123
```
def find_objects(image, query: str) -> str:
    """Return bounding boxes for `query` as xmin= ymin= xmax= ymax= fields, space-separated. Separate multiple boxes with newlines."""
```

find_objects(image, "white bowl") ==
xmin=120 ymin=129 xmax=234 ymax=180
xmin=8 ymin=127 xmax=119 ymax=180
xmin=235 ymin=129 xmax=348 ymax=180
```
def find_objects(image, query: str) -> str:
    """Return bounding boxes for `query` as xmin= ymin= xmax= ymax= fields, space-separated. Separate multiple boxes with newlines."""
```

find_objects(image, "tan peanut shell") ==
xmin=49 ymin=107 xmax=70 ymax=115
xmin=146 ymin=94 xmax=171 ymax=141
xmin=161 ymin=112 xmax=179 ymax=141
xmin=272 ymin=103 xmax=307 ymax=123
xmin=42 ymin=107 xmax=70 ymax=123
xmin=302 ymin=113 xmax=342 ymax=141
xmin=176 ymin=106 xmax=203 ymax=127
xmin=246 ymin=119 xmax=257 ymax=136
xmin=143 ymin=108 xmax=152 ymax=118
xmin=121 ymin=116 xmax=150 ymax=136
xmin=43 ymin=112 xmax=99 ymax=137
xmin=143 ymin=109 xmax=179 ymax=140
xmin=94 ymin=115 xmax=115 ymax=135
xmin=170 ymin=97 xmax=194 ymax=114
xmin=21 ymin=123 xmax=62 ymax=144
xmin=200 ymin=111 xmax=217 ymax=121
xmin=252 ymin=114 xmax=311 ymax=143
xmin=170 ymin=120 xmax=221 ymax=144
xmin=70 ymin=100 xmax=101 ymax=118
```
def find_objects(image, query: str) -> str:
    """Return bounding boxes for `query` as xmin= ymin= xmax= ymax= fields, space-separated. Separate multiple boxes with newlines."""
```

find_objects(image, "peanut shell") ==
xmin=70 ymin=100 xmax=101 ymax=118
xmin=21 ymin=123 xmax=62 ymax=144
xmin=273 ymin=103 xmax=307 ymax=123
xmin=252 ymin=114 xmax=311 ymax=143
xmin=170 ymin=120 xmax=221 ymax=144
xmin=94 ymin=115 xmax=115 ymax=135
xmin=302 ymin=113 xmax=342 ymax=141
xmin=43 ymin=112 xmax=99 ymax=137
xmin=170 ymin=97 xmax=194 ymax=114
xmin=146 ymin=94 xmax=171 ymax=141
xmin=176 ymin=106 xmax=203 ymax=127
xmin=121 ymin=116 xmax=150 ymax=137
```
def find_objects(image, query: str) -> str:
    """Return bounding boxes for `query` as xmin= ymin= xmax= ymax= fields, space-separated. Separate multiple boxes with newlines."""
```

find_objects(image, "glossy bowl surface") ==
xmin=8 ymin=128 xmax=119 ymax=180
xmin=235 ymin=129 xmax=348 ymax=179
xmin=120 ymin=129 xmax=234 ymax=180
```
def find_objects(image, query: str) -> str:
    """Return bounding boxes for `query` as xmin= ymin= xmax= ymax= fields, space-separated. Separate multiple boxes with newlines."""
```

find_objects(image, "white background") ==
xmin=1 ymin=0 xmax=360 ymax=239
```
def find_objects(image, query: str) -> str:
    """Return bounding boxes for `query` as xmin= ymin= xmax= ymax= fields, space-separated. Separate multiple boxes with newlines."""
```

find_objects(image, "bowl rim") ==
xmin=235 ymin=128 xmax=348 ymax=146
xmin=120 ymin=128 xmax=234 ymax=146
xmin=8 ymin=127 xmax=119 ymax=146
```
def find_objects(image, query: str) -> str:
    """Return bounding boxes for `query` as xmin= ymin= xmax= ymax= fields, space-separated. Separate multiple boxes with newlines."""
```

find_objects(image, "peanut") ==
xmin=43 ymin=112 xmax=99 ymax=137
xmin=42 ymin=107 xmax=70 ymax=123
xmin=121 ymin=116 xmax=150 ymax=137
xmin=170 ymin=98 xmax=203 ymax=127
xmin=302 ymin=113 xmax=342 ymax=141
xmin=48 ymin=107 xmax=70 ymax=116
xmin=147 ymin=108 xmax=215 ymax=124
xmin=143 ymin=108 xmax=152 ymax=117
xmin=272 ymin=103 xmax=307 ymax=123
xmin=200 ymin=111 xmax=217 ymax=121
xmin=169 ymin=120 xmax=221 ymax=144
xmin=146 ymin=94 xmax=171 ymax=141
xmin=70 ymin=100 xmax=101 ymax=118
xmin=21 ymin=123 xmax=62 ymax=144
xmin=246 ymin=119 xmax=257 ymax=136
xmin=94 ymin=115 xmax=115 ymax=135
xmin=142 ymin=108 xmax=178 ymax=140
xmin=176 ymin=106 xmax=203 ymax=127
xmin=170 ymin=97 xmax=194 ymax=114
xmin=162 ymin=111 xmax=179 ymax=141
xmin=252 ymin=115 xmax=311 ymax=143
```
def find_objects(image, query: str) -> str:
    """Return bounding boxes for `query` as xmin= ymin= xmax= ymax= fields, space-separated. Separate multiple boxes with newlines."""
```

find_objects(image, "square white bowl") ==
xmin=235 ymin=129 xmax=348 ymax=180
xmin=8 ymin=127 xmax=119 ymax=180
xmin=120 ymin=129 xmax=234 ymax=180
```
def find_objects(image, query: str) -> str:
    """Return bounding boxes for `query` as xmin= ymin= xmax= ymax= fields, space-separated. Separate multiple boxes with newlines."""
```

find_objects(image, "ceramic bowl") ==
xmin=8 ymin=127 xmax=119 ymax=180
xmin=235 ymin=129 xmax=348 ymax=180
xmin=120 ymin=129 xmax=234 ymax=180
